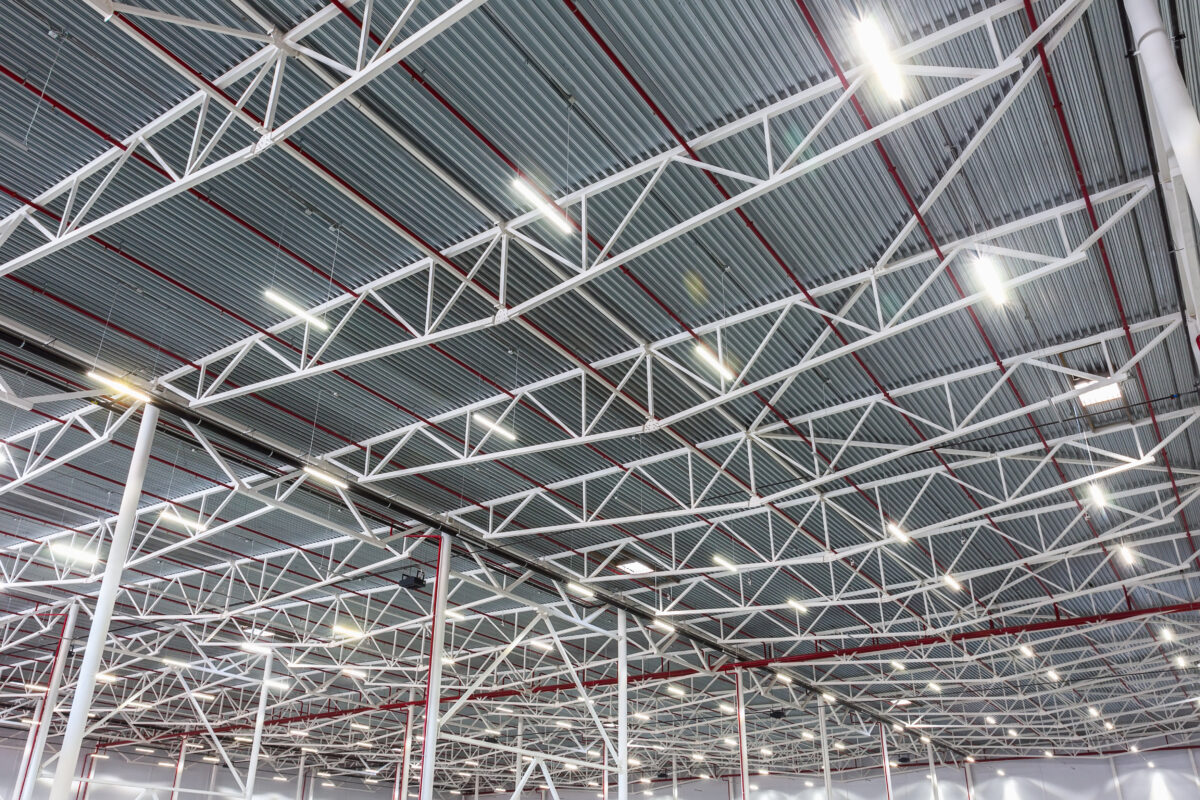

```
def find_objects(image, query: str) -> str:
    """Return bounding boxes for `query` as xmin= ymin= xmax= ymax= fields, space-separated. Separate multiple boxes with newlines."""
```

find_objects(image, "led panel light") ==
xmin=617 ymin=560 xmax=652 ymax=575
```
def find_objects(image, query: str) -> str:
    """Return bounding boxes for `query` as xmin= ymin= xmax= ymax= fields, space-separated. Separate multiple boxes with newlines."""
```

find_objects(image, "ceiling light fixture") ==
xmin=87 ymin=371 xmax=152 ymax=403
xmin=694 ymin=343 xmax=735 ymax=382
xmin=943 ymin=573 xmax=963 ymax=591
xmin=973 ymin=255 xmax=1006 ymax=305
xmin=712 ymin=554 xmax=738 ymax=573
xmin=886 ymin=521 xmax=909 ymax=542
xmin=854 ymin=17 xmax=903 ymax=100
xmin=473 ymin=413 xmax=517 ymax=441
xmin=1088 ymin=482 xmax=1106 ymax=508
xmin=512 ymin=178 xmax=573 ymax=233
xmin=303 ymin=465 xmax=348 ymax=489
xmin=618 ymin=560 xmax=653 ymax=575
xmin=264 ymin=289 xmax=329 ymax=331
xmin=48 ymin=540 xmax=99 ymax=566
xmin=567 ymin=582 xmax=595 ymax=598
xmin=786 ymin=598 xmax=808 ymax=613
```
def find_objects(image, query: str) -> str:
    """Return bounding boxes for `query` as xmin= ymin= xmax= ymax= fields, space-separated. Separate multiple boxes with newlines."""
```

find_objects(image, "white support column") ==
xmin=15 ymin=606 xmax=78 ymax=800
xmin=1126 ymin=0 xmax=1200 ymax=227
xmin=817 ymin=702 xmax=832 ymax=800
xmin=419 ymin=532 xmax=453 ymax=800
xmin=735 ymin=671 xmax=749 ymax=800
xmin=926 ymin=742 xmax=941 ymax=800
xmin=49 ymin=404 xmax=159 ymax=800
xmin=963 ymin=762 xmax=974 ymax=800
xmin=1110 ymin=756 xmax=1125 ymax=800
xmin=15 ymin=603 xmax=78 ymax=800
xmin=169 ymin=740 xmax=186 ymax=800
xmin=879 ymin=724 xmax=894 ymax=800
xmin=396 ymin=703 xmax=415 ymax=800
xmin=244 ymin=651 xmax=274 ymax=799
xmin=616 ymin=609 xmax=628 ymax=800
xmin=296 ymin=752 xmax=307 ymax=800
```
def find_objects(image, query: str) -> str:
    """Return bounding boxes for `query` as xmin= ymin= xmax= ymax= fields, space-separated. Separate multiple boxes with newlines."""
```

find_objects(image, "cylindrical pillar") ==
xmin=735 ymin=672 xmax=749 ymax=800
xmin=616 ymin=609 xmax=628 ymax=800
xmin=1125 ymin=0 xmax=1200 ymax=227
xmin=817 ymin=702 xmax=832 ymax=800
xmin=296 ymin=752 xmax=307 ymax=800
xmin=927 ymin=742 xmax=941 ymax=800
xmin=418 ymin=532 xmax=453 ymax=800
xmin=16 ymin=604 xmax=78 ymax=800
xmin=49 ymin=404 xmax=159 ymax=800
xmin=397 ymin=701 xmax=415 ymax=800
xmin=244 ymin=650 xmax=274 ymax=798
xmin=169 ymin=739 xmax=186 ymax=800
xmin=879 ymin=724 xmax=894 ymax=800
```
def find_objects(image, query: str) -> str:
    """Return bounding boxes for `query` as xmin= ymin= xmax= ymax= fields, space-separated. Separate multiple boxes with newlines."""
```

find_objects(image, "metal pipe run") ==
xmin=1125 ymin=0 xmax=1200 ymax=227
xmin=49 ymin=403 xmax=159 ymax=800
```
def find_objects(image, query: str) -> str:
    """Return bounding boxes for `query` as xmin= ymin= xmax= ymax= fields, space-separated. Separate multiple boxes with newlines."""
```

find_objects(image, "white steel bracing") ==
xmin=2 ymin=0 xmax=1200 ymax=793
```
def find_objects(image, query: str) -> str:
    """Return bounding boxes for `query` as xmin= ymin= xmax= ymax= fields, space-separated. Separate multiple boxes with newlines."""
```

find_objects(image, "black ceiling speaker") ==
xmin=398 ymin=571 xmax=427 ymax=590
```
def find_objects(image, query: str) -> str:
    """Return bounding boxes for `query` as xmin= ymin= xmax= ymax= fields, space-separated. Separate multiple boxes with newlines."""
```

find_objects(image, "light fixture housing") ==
xmin=264 ymin=288 xmax=329 ymax=330
xmin=694 ymin=342 xmax=735 ymax=381
xmin=512 ymin=178 xmax=573 ymax=233
xmin=854 ymin=17 xmax=903 ymax=100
